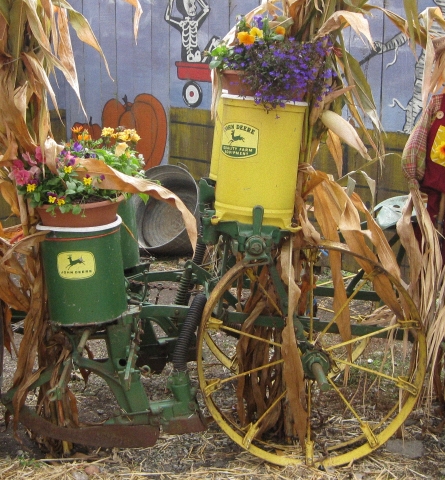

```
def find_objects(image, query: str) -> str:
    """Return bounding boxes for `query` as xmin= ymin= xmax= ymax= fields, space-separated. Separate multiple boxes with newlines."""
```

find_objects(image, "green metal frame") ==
xmin=2 ymin=176 xmax=416 ymax=451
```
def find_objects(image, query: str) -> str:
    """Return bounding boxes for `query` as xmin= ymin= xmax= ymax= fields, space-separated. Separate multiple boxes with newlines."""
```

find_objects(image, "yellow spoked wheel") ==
xmin=196 ymin=246 xmax=426 ymax=468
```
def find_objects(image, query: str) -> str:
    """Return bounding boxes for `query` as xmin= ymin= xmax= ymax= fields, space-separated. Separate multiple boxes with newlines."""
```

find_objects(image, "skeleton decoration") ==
xmin=165 ymin=0 xmax=210 ymax=63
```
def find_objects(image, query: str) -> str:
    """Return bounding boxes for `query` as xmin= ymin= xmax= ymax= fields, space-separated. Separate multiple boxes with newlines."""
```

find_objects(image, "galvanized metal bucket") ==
xmin=135 ymin=164 xmax=199 ymax=256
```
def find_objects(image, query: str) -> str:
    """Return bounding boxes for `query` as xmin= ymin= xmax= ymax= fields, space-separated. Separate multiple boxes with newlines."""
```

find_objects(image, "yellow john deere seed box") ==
xmin=212 ymin=94 xmax=307 ymax=229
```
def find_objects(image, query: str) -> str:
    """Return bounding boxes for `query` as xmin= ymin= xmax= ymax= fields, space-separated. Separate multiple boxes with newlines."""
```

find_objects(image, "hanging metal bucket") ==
xmin=134 ymin=164 xmax=199 ymax=256
xmin=37 ymin=217 xmax=128 ymax=326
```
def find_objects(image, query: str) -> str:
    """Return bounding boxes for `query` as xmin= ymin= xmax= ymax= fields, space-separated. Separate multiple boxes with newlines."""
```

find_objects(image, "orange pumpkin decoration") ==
xmin=102 ymin=94 xmax=167 ymax=170
xmin=71 ymin=117 xmax=102 ymax=140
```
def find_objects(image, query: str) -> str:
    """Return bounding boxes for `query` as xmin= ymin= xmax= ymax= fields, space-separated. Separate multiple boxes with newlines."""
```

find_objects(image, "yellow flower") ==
xmin=250 ymin=27 xmax=263 ymax=39
xmin=117 ymin=131 xmax=130 ymax=142
xmin=64 ymin=166 xmax=73 ymax=174
xmin=101 ymin=127 xmax=114 ymax=137
xmin=431 ymin=126 xmax=445 ymax=167
xmin=83 ymin=176 xmax=93 ymax=186
xmin=275 ymin=26 xmax=285 ymax=35
xmin=115 ymin=142 xmax=128 ymax=156
xmin=72 ymin=125 xmax=83 ymax=134
xmin=57 ymin=198 xmax=66 ymax=206
xmin=48 ymin=195 xmax=57 ymax=204
xmin=26 ymin=183 xmax=36 ymax=192
xmin=126 ymin=129 xmax=140 ymax=142
xmin=237 ymin=31 xmax=255 ymax=45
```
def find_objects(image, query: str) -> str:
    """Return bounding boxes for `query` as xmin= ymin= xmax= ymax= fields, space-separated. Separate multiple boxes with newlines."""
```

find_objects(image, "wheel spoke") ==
xmin=330 ymin=355 xmax=418 ymax=394
xmin=326 ymin=377 xmax=379 ymax=448
xmin=323 ymin=322 xmax=404 ymax=352
xmin=315 ymin=278 xmax=372 ymax=343
xmin=242 ymin=390 xmax=287 ymax=448
xmin=219 ymin=324 xmax=282 ymax=348
xmin=203 ymin=358 xmax=284 ymax=397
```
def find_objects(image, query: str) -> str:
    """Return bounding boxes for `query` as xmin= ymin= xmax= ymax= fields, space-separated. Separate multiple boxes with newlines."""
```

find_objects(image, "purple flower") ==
xmin=253 ymin=15 xmax=264 ymax=29
xmin=66 ymin=155 xmax=76 ymax=166
xmin=72 ymin=141 xmax=83 ymax=152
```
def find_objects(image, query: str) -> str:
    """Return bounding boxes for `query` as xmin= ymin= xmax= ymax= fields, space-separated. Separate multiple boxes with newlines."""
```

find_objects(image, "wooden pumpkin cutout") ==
xmin=102 ymin=94 xmax=167 ymax=170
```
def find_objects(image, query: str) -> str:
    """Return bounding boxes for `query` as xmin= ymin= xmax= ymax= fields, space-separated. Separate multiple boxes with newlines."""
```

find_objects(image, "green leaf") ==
xmin=72 ymin=204 xmax=82 ymax=215
xmin=343 ymin=50 xmax=380 ymax=130
xmin=59 ymin=204 xmax=70 ymax=213
xmin=138 ymin=193 xmax=150 ymax=204
xmin=209 ymin=59 xmax=222 ymax=69
xmin=0 ymin=1 xmax=10 ymax=25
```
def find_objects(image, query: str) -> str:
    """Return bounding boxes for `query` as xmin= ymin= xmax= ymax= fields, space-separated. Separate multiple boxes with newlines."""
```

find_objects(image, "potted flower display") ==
xmin=9 ymin=126 xmax=146 ymax=228
xmin=208 ymin=14 xmax=335 ymax=111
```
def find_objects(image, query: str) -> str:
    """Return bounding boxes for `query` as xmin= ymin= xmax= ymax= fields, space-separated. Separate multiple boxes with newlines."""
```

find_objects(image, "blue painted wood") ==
xmin=82 ymin=1 xmax=103 ymax=127
xmin=55 ymin=0 xmax=440 ymax=154
xmin=98 ymin=0 xmax=119 ymax=110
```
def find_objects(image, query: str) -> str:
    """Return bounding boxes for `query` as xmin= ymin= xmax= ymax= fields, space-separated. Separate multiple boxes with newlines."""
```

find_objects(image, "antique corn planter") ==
xmin=2 ymin=96 xmax=427 ymax=469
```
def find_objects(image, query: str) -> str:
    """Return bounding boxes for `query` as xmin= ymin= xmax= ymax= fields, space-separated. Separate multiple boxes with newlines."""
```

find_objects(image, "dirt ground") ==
xmin=2 ymin=255 xmax=445 ymax=480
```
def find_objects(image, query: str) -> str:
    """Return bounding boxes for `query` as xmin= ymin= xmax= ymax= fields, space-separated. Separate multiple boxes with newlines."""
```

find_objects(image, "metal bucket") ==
xmin=135 ymin=164 xmax=198 ymax=256
xmin=37 ymin=218 xmax=128 ymax=326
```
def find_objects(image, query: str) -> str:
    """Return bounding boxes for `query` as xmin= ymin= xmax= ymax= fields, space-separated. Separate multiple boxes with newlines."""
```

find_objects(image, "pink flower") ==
xmin=22 ymin=152 xmax=37 ymax=166
xmin=11 ymin=167 xmax=32 ymax=186
xmin=12 ymin=159 xmax=24 ymax=169
xmin=22 ymin=148 xmax=43 ymax=166
xmin=29 ymin=165 xmax=41 ymax=178
xmin=9 ymin=159 xmax=41 ymax=186
xmin=35 ymin=146 xmax=43 ymax=163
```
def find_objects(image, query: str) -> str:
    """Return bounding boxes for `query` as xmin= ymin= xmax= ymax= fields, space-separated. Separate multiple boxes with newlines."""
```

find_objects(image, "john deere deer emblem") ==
xmin=222 ymin=122 xmax=258 ymax=159
xmin=57 ymin=251 xmax=96 ymax=279
xmin=66 ymin=254 xmax=85 ymax=270
xmin=228 ymin=130 xmax=245 ymax=145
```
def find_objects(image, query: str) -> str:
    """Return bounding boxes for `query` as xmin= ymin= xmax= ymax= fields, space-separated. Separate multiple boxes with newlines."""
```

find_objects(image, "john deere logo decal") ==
xmin=57 ymin=251 xmax=96 ymax=279
xmin=222 ymin=123 xmax=259 ymax=158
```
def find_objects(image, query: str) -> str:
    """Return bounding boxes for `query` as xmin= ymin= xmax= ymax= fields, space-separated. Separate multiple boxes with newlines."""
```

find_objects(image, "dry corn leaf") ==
xmin=314 ymin=10 xmax=373 ymax=46
xmin=326 ymin=129 xmax=343 ymax=178
xmin=0 ymin=180 xmax=20 ymax=217
xmin=310 ymin=177 xmax=352 ymax=348
xmin=321 ymin=110 xmax=371 ymax=160
xmin=73 ymin=157 xmax=198 ymax=252
xmin=280 ymin=239 xmax=307 ymax=447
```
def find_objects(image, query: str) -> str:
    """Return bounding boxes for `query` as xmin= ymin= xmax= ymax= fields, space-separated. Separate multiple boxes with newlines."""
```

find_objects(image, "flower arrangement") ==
xmin=208 ymin=14 xmax=336 ymax=110
xmin=9 ymin=126 xmax=146 ymax=216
